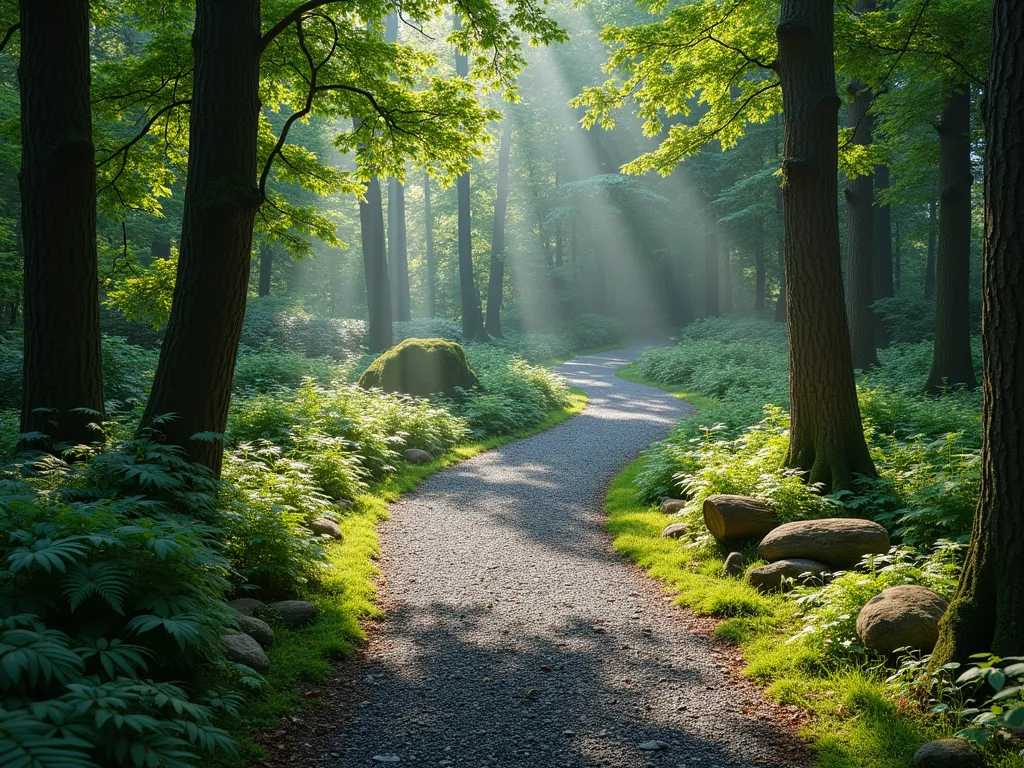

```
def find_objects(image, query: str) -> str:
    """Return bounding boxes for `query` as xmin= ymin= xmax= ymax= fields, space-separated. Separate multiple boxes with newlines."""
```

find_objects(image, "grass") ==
xmin=615 ymin=361 xmax=720 ymax=411
xmin=604 ymin=457 xmax=968 ymax=768
xmin=220 ymin=387 xmax=588 ymax=765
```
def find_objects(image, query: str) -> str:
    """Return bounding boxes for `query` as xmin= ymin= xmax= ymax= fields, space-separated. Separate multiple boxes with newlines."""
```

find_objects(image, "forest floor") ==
xmin=255 ymin=344 xmax=809 ymax=768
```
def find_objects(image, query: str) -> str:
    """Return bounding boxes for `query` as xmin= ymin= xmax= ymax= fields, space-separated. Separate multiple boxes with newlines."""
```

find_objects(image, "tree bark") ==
xmin=873 ymin=162 xmax=894 ymax=347
xmin=755 ymin=217 xmax=766 ymax=312
xmin=257 ymin=241 xmax=273 ymax=297
xmin=485 ymin=119 xmax=511 ymax=338
xmin=774 ymin=185 xmax=787 ymax=323
xmin=454 ymin=14 xmax=487 ymax=341
xmin=139 ymin=0 xmax=263 ymax=476
xmin=931 ymin=0 xmax=1024 ymax=666
xmin=18 ymin=0 xmax=105 ymax=452
xmin=926 ymin=83 xmax=977 ymax=392
xmin=924 ymin=199 xmax=937 ymax=298
xmin=360 ymin=174 xmax=393 ymax=353
xmin=424 ymin=172 xmax=436 ymax=316
xmin=704 ymin=222 xmax=719 ymax=317
xmin=844 ymin=71 xmax=877 ymax=370
xmin=776 ymin=0 xmax=876 ymax=492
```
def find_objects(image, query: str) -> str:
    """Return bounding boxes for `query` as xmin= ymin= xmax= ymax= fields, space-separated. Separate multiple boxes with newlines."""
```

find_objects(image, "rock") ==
xmin=236 ymin=615 xmax=274 ymax=649
xmin=265 ymin=600 xmax=319 ymax=628
xmin=227 ymin=597 xmax=265 ymax=617
xmin=404 ymin=448 xmax=432 ymax=464
xmin=637 ymin=741 xmax=668 ymax=751
xmin=722 ymin=551 xmax=746 ymax=578
xmin=358 ymin=337 xmax=479 ymax=398
xmin=371 ymin=755 xmax=402 ymax=763
xmin=660 ymin=498 xmax=687 ymax=515
xmin=660 ymin=522 xmax=689 ymax=539
xmin=221 ymin=633 xmax=270 ymax=672
xmin=856 ymin=585 xmax=949 ymax=655
xmin=746 ymin=558 xmax=831 ymax=594
xmin=912 ymin=739 xmax=983 ymax=768
xmin=332 ymin=499 xmax=353 ymax=511
xmin=757 ymin=518 xmax=890 ymax=569
xmin=702 ymin=495 xmax=779 ymax=542
xmin=310 ymin=517 xmax=343 ymax=540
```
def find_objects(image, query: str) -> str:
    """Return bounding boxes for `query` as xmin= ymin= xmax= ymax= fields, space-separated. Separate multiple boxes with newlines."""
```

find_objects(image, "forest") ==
xmin=0 ymin=0 xmax=1021 ymax=767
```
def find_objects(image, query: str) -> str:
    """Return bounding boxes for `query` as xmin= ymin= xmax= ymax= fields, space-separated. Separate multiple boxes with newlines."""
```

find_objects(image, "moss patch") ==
xmin=358 ymin=337 xmax=479 ymax=398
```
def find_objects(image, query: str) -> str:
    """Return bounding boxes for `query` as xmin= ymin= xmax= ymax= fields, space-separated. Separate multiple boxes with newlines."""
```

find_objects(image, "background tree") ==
xmin=485 ymin=116 xmax=511 ymax=338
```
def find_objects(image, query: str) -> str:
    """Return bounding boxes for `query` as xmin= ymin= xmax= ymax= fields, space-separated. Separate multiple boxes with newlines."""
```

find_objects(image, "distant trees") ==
xmin=18 ymin=0 xmax=105 ymax=451
xmin=361 ymin=172 xmax=393 ymax=353
xmin=485 ymin=119 xmax=511 ymax=338
xmin=385 ymin=11 xmax=410 ymax=323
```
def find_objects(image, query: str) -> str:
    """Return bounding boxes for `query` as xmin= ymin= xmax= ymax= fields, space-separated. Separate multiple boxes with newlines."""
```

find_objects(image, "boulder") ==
xmin=333 ymin=499 xmax=353 ymax=511
xmin=757 ymin=518 xmax=890 ymax=569
xmin=358 ymin=338 xmax=479 ymax=398
xmin=660 ymin=522 xmax=689 ymax=539
xmin=660 ymin=498 xmax=687 ymax=516
xmin=310 ymin=517 xmax=343 ymax=540
xmin=746 ymin=558 xmax=831 ymax=594
xmin=221 ymin=633 xmax=270 ymax=672
xmin=722 ymin=552 xmax=746 ymax=578
xmin=702 ymin=495 xmax=779 ymax=542
xmin=228 ymin=597 xmax=265 ymax=617
xmin=404 ymin=448 xmax=432 ymax=464
xmin=265 ymin=600 xmax=319 ymax=628
xmin=855 ymin=585 xmax=949 ymax=655
xmin=912 ymin=739 xmax=983 ymax=768
xmin=236 ymin=615 xmax=274 ymax=649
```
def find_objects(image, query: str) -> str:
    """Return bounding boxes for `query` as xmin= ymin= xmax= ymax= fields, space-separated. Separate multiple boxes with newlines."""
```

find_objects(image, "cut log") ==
xmin=702 ymin=494 xmax=779 ymax=542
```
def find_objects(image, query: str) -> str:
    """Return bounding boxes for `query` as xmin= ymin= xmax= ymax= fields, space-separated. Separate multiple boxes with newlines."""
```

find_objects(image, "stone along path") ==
xmin=285 ymin=344 xmax=807 ymax=768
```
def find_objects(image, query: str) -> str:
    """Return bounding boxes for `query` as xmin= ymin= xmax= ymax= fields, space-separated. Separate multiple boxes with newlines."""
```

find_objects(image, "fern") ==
xmin=63 ymin=562 xmax=131 ymax=613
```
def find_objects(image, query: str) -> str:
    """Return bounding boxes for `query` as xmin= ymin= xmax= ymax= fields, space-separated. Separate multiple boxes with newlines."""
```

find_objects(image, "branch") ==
xmin=95 ymin=98 xmax=192 ymax=170
xmin=0 ymin=23 xmax=20 ymax=54
xmin=706 ymin=33 xmax=773 ymax=71
xmin=260 ymin=0 xmax=353 ymax=51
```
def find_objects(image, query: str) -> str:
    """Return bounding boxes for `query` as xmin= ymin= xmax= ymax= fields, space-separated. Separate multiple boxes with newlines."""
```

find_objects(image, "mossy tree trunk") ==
xmin=931 ymin=0 xmax=1024 ymax=667
xmin=776 ymin=0 xmax=876 ymax=492
xmin=18 ymin=0 xmax=105 ymax=452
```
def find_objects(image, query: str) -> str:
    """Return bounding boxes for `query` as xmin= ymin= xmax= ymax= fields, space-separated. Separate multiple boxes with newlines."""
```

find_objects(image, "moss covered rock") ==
xmin=358 ymin=338 xmax=479 ymax=398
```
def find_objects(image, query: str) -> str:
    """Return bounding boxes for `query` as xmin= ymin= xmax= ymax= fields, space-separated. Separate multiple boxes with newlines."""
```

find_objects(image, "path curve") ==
xmin=289 ymin=344 xmax=805 ymax=768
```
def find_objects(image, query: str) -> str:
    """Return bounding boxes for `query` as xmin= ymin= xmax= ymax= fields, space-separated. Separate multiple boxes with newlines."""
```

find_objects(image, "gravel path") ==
xmin=295 ymin=344 xmax=806 ymax=768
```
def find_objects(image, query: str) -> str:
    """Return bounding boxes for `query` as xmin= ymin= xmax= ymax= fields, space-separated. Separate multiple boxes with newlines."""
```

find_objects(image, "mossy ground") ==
xmin=220 ymin=388 xmax=588 ymax=765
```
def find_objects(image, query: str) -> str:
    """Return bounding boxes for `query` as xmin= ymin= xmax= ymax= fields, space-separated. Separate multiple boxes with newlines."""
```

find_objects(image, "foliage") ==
xmin=104 ymin=254 xmax=179 ymax=330
xmin=232 ymin=349 xmax=349 ymax=394
xmin=953 ymin=654 xmax=1024 ymax=749
xmin=239 ymin=300 xmax=366 ymax=361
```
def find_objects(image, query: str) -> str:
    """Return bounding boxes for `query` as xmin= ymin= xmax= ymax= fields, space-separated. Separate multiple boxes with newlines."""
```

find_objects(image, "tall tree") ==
xmin=774 ymin=185 xmax=786 ymax=323
xmin=931 ymin=0 xmax=1024 ymax=665
xmin=384 ymin=11 xmax=410 ymax=322
xmin=18 ymin=0 xmax=105 ymax=451
xmin=361 ymin=173 xmax=393 ymax=352
xmin=423 ymin=172 xmax=436 ymax=316
xmin=485 ymin=118 xmax=511 ymax=338
xmin=777 ymin=0 xmax=875 ymax=490
xmin=925 ymin=83 xmax=977 ymax=392
xmin=924 ymin=198 xmax=937 ymax=297
xmin=873 ymin=162 xmax=894 ymax=346
xmin=453 ymin=14 xmax=487 ymax=341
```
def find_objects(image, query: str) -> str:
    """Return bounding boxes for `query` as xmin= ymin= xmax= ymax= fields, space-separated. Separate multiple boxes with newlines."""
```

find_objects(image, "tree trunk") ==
xmin=360 ymin=175 xmax=393 ymax=353
xmin=893 ymin=217 xmax=902 ymax=295
xmin=720 ymin=236 xmax=733 ymax=314
xmin=384 ymin=11 xmax=410 ymax=323
xmin=873 ymin=162 xmax=894 ymax=347
xmin=424 ymin=172 xmax=436 ymax=317
xmin=257 ymin=241 xmax=273 ymax=297
xmin=926 ymin=83 xmax=977 ymax=392
xmin=485 ymin=119 xmax=511 ymax=338
xmin=924 ymin=199 xmax=937 ymax=297
xmin=454 ymin=15 xmax=486 ymax=341
xmin=774 ymin=183 xmax=787 ymax=323
xmin=18 ymin=0 xmax=105 ymax=453
xmin=776 ymin=0 xmax=876 ymax=492
xmin=704 ymin=222 xmax=719 ymax=317
xmin=755 ymin=217 xmax=766 ymax=312
xmin=139 ymin=0 xmax=262 ymax=476
xmin=931 ymin=0 xmax=1024 ymax=666
xmin=703 ymin=494 xmax=780 ymax=543
xmin=844 ymin=72 xmax=878 ymax=370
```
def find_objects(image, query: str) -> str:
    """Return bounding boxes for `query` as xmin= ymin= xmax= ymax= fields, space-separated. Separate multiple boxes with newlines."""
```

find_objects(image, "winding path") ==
xmin=282 ymin=344 xmax=806 ymax=768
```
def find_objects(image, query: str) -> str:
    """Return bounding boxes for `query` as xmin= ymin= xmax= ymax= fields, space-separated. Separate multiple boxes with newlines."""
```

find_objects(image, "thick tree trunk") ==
xmin=257 ymin=242 xmax=273 ymax=297
xmin=18 ymin=0 xmax=105 ymax=452
xmin=704 ymin=222 xmax=719 ymax=317
xmin=485 ymin=119 xmax=511 ymax=338
xmin=360 ymin=175 xmax=393 ymax=352
xmin=139 ymin=0 xmax=262 ymax=476
xmin=926 ymin=84 xmax=977 ymax=392
xmin=931 ymin=0 xmax=1024 ymax=666
xmin=774 ymin=184 xmax=787 ymax=323
xmin=873 ymin=163 xmax=894 ymax=347
xmin=776 ymin=0 xmax=876 ymax=492
xmin=424 ymin=172 xmax=436 ymax=317
xmin=755 ymin=217 xmax=766 ymax=312
xmin=388 ymin=178 xmax=410 ymax=321
xmin=924 ymin=199 xmax=937 ymax=297
xmin=844 ymin=73 xmax=877 ymax=370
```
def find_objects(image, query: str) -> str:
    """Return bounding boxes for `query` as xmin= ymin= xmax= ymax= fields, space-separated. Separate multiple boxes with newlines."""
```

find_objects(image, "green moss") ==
xmin=358 ymin=337 xmax=479 ymax=398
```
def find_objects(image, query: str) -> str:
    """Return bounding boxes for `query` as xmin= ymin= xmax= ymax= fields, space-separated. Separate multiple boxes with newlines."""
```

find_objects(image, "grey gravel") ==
xmin=316 ymin=344 xmax=807 ymax=767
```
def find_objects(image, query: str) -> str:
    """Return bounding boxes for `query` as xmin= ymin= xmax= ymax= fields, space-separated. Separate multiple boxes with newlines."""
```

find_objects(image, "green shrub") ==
xmin=393 ymin=317 xmax=463 ymax=343
xmin=240 ymin=299 xmax=365 ymax=360
xmin=232 ymin=348 xmax=348 ymax=393
xmin=358 ymin=338 xmax=479 ymax=398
